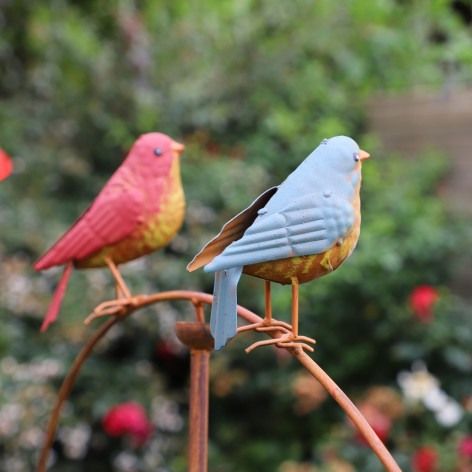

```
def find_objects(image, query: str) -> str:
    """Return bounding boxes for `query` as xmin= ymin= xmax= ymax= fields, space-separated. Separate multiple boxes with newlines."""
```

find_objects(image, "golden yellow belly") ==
xmin=243 ymin=223 xmax=359 ymax=285
xmin=76 ymin=188 xmax=185 ymax=269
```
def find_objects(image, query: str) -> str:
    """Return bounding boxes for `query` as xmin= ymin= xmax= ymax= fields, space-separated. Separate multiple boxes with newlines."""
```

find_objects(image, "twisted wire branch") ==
xmin=36 ymin=290 xmax=401 ymax=472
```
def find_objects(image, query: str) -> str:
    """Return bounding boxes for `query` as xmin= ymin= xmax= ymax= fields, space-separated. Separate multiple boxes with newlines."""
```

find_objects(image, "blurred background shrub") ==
xmin=1 ymin=1 xmax=472 ymax=471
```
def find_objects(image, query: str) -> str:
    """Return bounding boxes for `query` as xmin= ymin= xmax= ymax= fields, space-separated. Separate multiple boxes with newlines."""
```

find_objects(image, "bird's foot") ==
xmin=237 ymin=319 xmax=292 ymax=335
xmin=245 ymin=332 xmax=316 ymax=354
xmin=84 ymin=297 xmax=140 ymax=324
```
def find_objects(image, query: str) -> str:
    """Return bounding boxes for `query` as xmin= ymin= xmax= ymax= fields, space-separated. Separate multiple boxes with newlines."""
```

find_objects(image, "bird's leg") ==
xmin=85 ymin=257 xmax=137 ymax=324
xmin=237 ymin=280 xmax=291 ymax=336
xmin=264 ymin=280 xmax=272 ymax=323
xmin=274 ymin=277 xmax=316 ymax=350
xmin=105 ymin=256 xmax=132 ymax=300
xmin=114 ymin=280 xmax=123 ymax=299
xmin=291 ymin=277 xmax=299 ymax=338
xmin=244 ymin=277 xmax=317 ymax=354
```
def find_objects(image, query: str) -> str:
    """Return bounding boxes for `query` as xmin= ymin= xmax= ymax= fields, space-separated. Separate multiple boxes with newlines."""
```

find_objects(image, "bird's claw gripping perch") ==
xmin=237 ymin=319 xmax=292 ymax=334
xmin=84 ymin=297 xmax=140 ymax=324
xmin=237 ymin=316 xmax=316 ymax=354
xmin=244 ymin=332 xmax=316 ymax=354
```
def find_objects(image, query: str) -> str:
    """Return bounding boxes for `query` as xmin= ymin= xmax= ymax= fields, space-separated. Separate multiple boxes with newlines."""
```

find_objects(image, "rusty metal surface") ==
xmin=38 ymin=290 xmax=401 ymax=472
xmin=188 ymin=350 xmax=210 ymax=472
xmin=175 ymin=322 xmax=214 ymax=351
xmin=175 ymin=322 xmax=213 ymax=472
xmin=294 ymin=347 xmax=402 ymax=472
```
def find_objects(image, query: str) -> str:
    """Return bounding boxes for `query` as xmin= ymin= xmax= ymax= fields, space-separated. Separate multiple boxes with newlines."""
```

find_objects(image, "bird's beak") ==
xmin=171 ymin=140 xmax=185 ymax=154
xmin=359 ymin=149 xmax=370 ymax=161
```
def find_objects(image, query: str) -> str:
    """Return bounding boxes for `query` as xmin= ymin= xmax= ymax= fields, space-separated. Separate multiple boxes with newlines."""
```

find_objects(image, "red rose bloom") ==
xmin=459 ymin=436 xmax=472 ymax=459
xmin=156 ymin=340 xmax=179 ymax=361
xmin=0 ymin=148 xmax=13 ymax=182
xmin=409 ymin=285 xmax=439 ymax=323
xmin=354 ymin=403 xmax=392 ymax=445
xmin=102 ymin=402 xmax=153 ymax=445
xmin=412 ymin=446 xmax=438 ymax=472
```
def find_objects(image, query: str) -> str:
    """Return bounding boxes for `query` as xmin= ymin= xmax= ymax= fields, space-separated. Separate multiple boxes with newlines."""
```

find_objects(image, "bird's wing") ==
xmin=34 ymin=183 xmax=144 ymax=270
xmin=187 ymin=186 xmax=279 ymax=272
xmin=204 ymin=192 xmax=356 ymax=272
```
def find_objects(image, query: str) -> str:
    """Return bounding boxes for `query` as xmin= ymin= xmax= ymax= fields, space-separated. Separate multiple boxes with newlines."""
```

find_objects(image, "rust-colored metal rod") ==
xmin=39 ymin=291 xmax=257 ymax=472
xmin=85 ymin=290 xmax=260 ymax=325
xmin=38 ymin=290 xmax=401 ymax=472
xmin=175 ymin=321 xmax=214 ymax=472
xmin=235 ymin=305 xmax=401 ymax=471
xmin=288 ymin=347 xmax=402 ymax=472
xmin=188 ymin=349 xmax=210 ymax=472
xmin=192 ymin=299 xmax=206 ymax=323
xmin=264 ymin=280 xmax=272 ymax=322
xmin=36 ymin=315 xmax=121 ymax=472
xmin=291 ymin=278 xmax=299 ymax=337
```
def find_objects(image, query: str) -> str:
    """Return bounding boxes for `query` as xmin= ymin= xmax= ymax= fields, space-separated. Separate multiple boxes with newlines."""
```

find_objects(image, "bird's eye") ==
xmin=321 ymin=138 xmax=328 ymax=145
xmin=353 ymin=152 xmax=360 ymax=162
xmin=154 ymin=148 xmax=163 ymax=156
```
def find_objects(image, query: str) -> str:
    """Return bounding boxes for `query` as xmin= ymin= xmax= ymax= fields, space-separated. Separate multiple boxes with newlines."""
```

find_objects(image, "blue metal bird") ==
xmin=188 ymin=136 xmax=370 ymax=350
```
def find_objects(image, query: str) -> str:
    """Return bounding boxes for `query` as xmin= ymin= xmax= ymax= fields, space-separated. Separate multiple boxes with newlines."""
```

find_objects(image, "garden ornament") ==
xmin=34 ymin=132 xmax=185 ymax=331
xmin=188 ymin=136 xmax=370 ymax=350
xmin=0 ymin=148 xmax=13 ymax=181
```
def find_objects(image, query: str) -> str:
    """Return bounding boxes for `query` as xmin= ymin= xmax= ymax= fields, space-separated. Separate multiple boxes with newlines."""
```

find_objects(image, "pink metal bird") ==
xmin=34 ymin=133 xmax=185 ymax=331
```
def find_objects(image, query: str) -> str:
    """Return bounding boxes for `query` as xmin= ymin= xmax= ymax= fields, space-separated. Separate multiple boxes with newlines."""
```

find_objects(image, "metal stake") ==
xmin=175 ymin=321 xmax=214 ymax=472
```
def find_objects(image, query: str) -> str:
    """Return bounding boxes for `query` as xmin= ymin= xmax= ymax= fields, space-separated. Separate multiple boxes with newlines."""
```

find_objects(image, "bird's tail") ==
xmin=40 ymin=261 xmax=73 ymax=332
xmin=210 ymin=267 xmax=243 ymax=350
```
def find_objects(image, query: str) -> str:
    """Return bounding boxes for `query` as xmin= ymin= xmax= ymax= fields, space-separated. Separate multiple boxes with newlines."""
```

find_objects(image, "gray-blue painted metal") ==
xmin=201 ymin=136 xmax=362 ymax=350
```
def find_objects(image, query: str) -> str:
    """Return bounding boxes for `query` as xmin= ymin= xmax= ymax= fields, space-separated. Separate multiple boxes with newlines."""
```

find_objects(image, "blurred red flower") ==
xmin=292 ymin=371 xmax=328 ymax=415
xmin=354 ymin=403 xmax=392 ymax=444
xmin=348 ymin=386 xmax=403 ymax=446
xmin=412 ymin=446 xmax=438 ymax=472
xmin=409 ymin=285 xmax=439 ymax=323
xmin=458 ymin=436 xmax=472 ymax=459
xmin=0 ymin=148 xmax=13 ymax=182
xmin=155 ymin=340 xmax=180 ymax=361
xmin=102 ymin=402 xmax=153 ymax=445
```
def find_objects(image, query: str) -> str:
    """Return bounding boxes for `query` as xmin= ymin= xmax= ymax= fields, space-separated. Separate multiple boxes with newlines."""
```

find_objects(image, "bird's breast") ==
xmin=76 ymin=161 xmax=185 ymax=268
xmin=141 ymin=187 xmax=185 ymax=250
xmin=242 ymin=220 xmax=360 ymax=285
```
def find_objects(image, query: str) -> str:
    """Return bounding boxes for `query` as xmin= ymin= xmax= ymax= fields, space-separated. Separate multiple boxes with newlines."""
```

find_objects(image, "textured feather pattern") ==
xmin=189 ymin=136 xmax=368 ymax=349
xmin=187 ymin=187 xmax=278 ymax=272
xmin=205 ymin=193 xmax=355 ymax=272
xmin=34 ymin=132 xmax=185 ymax=331
xmin=34 ymin=184 xmax=143 ymax=270
xmin=210 ymin=267 xmax=243 ymax=350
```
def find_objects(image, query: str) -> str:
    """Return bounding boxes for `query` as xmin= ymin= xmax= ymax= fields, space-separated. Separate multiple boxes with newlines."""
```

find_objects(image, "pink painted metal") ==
xmin=33 ymin=133 xmax=185 ymax=331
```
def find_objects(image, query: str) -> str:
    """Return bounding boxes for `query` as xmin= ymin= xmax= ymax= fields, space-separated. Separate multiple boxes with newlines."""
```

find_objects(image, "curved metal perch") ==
xmin=36 ymin=290 xmax=401 ymax=472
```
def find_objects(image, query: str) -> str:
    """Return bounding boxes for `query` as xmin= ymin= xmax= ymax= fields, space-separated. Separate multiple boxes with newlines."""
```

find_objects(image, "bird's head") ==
xmin=128 ymin=132 xmax=185 ymax=176
xmin=319 ymin=136 xmax=369 ymax=175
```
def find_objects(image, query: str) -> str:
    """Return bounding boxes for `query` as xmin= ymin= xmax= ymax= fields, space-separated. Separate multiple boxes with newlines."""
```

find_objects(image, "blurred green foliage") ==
xmin=1 ymin=0 xmax=472 ymax=471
